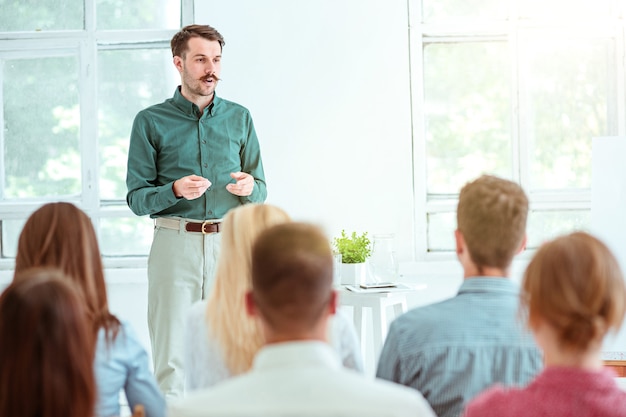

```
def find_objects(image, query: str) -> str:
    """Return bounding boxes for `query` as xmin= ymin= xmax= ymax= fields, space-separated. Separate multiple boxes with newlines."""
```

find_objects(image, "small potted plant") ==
xmin=333 ymin=230 xmax=372 ymax=285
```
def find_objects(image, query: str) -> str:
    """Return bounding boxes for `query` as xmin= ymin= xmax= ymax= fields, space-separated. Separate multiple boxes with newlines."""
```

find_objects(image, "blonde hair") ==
xmin=522 ymin=232 xmax=626 ymax=352
xmin=206 ymin=204 xmax=291 ymax=374
xmin=457 ymin=175 xmax=528 ymax=270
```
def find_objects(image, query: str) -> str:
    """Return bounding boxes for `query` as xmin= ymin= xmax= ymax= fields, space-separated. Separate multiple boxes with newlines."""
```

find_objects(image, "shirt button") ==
xmin=202 ymin=140 xmax=206 ymax=144
xmin=203 ymin=163 xmax=208 ymax=168
xmin=208 ymin=210 xmax=213 ymax=215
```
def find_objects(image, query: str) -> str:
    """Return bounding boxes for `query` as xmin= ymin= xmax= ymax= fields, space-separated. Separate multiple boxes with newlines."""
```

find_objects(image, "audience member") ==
xmin=170 ymin=222 xmax=435 ymax=416
xmin=184 ymin=203 xmax=363 ymax=391
xmin=0 ymin=268 xmax=96 ymax=417
xmin=14 ymin=202 xmax=166 ymax=417
xmin=377 ymin=175 xmax=542 ymax=417
xmin=464 ymin=232 xmax=626 ymax=417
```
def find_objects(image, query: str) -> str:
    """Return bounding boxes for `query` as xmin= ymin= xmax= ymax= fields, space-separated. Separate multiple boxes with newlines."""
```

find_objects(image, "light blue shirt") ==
xmin=376 ymin=277 xmax=542 ymax=417
xmin=95 ymin=321 xmax=165 ymax=417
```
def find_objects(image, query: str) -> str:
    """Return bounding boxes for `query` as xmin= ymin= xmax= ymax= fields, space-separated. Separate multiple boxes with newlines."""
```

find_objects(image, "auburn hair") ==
xmin=14 ymin=202 xmax=120 ymax=342
xmin=522 ymin=232 xmax=626 ymax=352
xmin=0 ymin=268 xmax=96 ymax=417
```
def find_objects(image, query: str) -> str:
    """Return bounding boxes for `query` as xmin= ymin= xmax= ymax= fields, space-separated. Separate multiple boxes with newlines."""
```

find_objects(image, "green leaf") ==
xmin=332 ymin=230 xmax=371 ymax=263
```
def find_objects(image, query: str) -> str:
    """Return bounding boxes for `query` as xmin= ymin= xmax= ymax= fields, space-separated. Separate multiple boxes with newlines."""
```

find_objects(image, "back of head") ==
xmin=207 ymin=203 xmax=291 ymax=373
xmin=14 ymin=202 xmax=117 ymax=337
xmin=217 ymin=204 xmax=292 ymax=280
xmin=251 ymin=222 xmax=333 ymax=334
xmin=457 ymin=175 xmax=528 ymax=270
xmin=522 ymin=232 xmax=626 ymax=353
xmin=171 ymin=24 xmax=225 ymax=58
xmin=0 ymin=268 xmax=96 ymax=417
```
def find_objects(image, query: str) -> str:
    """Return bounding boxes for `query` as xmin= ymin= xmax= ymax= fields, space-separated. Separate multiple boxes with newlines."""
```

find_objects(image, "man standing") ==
xmin=126 ymin=24 xmax=266 ymax=398
xmin=169 ymin=222 xmax=436 ymax=417
xmin=376 ymin=175 xmax=542 ymax=417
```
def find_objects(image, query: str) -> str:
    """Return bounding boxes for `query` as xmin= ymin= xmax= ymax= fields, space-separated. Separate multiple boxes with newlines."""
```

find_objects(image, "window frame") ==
xmin=409 ymin=0 xmax=624 ymax=262
xmin=0 ymin=0 xmax=194 ymax=270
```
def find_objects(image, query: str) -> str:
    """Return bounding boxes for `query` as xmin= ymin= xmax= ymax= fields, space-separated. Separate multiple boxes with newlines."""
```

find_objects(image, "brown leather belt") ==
xmin=185 ymin=221 xmax=221 ymax=234
xmin=155 ymin=217 xmax=222 ymax=234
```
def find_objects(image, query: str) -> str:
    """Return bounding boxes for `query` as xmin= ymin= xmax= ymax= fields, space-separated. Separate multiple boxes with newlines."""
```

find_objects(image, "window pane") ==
xmin=99 ymin=217 xmax=153 ymax=256
xmin=521 ymin=36 xmax=613 ymax=190
xmin=526 ymin=209 xmax=590 ymax=249
xmin=96 ymin=0 xmax=181 ymax=30
xmin=2 ymin=216 xmax=153 ymax=258
xmin=427 ymin=209 xmax=591 ymax=253
xmin=427 ymin=212 xmax=456 ymax=251
xmin=3 ymin=56 xmax=81 ymax=199
xmin=0 ymin=219 xmax=25 ymax=259
xmin=98 ymin=48 xmax=178 ymax=201
xmin=422 ymin=0 xmax=507 ymax=22
xmin=519 ymin=0 xmax=612 ymax=20
xmin=424 ymin=42 xmax=511 ymax=195
xmin=0 ymin=0 xmax=83 ymax=31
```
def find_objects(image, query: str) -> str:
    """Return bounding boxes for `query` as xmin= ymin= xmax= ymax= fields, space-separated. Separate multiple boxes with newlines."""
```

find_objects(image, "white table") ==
xmin=338 ymin=284 xmax=426 ymax=358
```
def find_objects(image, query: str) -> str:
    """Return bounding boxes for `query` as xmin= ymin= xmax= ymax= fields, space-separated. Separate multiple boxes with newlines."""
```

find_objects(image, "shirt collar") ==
xmin=457 ymin=276 xmax=520 ymax=296
xmin=171 ymin=86 xmax=220 ymax=118
xmin=252 ymin=341 xmax=341 ymax=372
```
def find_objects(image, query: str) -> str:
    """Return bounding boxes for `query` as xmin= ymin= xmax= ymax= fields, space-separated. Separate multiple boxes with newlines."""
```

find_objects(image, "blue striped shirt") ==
xmin=376 ymin=277 xmax=542 ymax=417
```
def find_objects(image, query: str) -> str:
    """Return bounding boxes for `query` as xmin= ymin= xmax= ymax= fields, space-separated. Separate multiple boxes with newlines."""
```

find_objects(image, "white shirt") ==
xmin=184 ymin=301 xmax=363 ymax=391
xmin=170 ymin=341 xmax=436 ymax=417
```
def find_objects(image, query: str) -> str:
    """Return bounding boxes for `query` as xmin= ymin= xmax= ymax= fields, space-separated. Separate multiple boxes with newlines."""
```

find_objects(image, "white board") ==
xmin=591 ymin=136 xmax=626 ymax=351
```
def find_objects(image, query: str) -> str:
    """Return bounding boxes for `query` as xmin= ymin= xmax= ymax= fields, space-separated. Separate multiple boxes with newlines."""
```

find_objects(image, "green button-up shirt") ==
xmin=126 ymin=88 xmax=267 ymax=220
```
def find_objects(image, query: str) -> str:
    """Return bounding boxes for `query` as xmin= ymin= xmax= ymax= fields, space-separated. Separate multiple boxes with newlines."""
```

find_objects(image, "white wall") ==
xmin=196 ymin=0 xmax=418 ymax=262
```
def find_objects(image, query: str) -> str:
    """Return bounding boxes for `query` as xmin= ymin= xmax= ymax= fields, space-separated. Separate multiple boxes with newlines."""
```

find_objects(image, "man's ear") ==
xmin=516 ymin=234 xmax=528 ymax=255
xmin=245 ymin=291 xmax=257 ymax=318
xmin=173 ymin=56 xmax=184 ymax=73
xmin=328 ymin=290 xmax=338 ymax=316
xmin=454 ymin=229 xmax=464 ymax=256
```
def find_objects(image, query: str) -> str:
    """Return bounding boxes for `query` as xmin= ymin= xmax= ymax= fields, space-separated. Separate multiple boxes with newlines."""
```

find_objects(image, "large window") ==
xmin=412 ymin=0 xmax=618 ymax=257
xmin=0 ymin=0 xmax=191 ymax=266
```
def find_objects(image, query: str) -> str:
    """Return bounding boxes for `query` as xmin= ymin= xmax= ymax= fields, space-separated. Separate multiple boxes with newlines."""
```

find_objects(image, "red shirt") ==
xmin=464 ymin=366 xmax=626 ymax=417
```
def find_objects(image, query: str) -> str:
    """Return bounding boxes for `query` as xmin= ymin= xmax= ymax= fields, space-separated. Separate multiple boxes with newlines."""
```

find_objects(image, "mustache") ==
xmin=202 ymin=74 xmax=221 ymax=82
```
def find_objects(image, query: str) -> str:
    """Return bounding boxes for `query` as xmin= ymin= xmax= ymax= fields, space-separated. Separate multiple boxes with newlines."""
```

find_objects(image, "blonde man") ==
xmin=377 ymin=175 xmax=542 ymax=417
xmin=171 ymin=223 xmax=435 ymax=417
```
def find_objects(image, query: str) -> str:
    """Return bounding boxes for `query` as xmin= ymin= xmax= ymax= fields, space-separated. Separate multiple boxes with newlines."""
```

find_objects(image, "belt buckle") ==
xmin=201 ymin=220 xmax=218 ymax=234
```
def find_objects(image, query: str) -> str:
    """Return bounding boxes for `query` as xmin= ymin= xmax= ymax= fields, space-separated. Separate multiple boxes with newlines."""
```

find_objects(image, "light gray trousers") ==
xmin=147 ymin=221 xmax=221 ymax=399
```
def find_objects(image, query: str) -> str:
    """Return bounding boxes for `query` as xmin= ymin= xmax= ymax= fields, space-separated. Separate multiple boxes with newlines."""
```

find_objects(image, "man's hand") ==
xmin=173 ymin=174 xmax=211 ymax=200
xmin=226 ymin=172 xmax=254 ymax=196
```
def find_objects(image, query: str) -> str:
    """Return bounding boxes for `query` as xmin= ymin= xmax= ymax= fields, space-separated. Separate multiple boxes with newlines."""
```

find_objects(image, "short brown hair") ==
xmin=522 ymin=232 xmax=626 ymax=352
xmin=171 ymin=24 xmax=225 ymax=58
xmin=0 ymin=268 xmax=96 ymax=417
xmin=251 ymin=223 xmax=333 ymax=332
xmin=14 ymin=202 xmax=120 ymax=342
xmin=457 ymin=175 xmax=528 ymax=270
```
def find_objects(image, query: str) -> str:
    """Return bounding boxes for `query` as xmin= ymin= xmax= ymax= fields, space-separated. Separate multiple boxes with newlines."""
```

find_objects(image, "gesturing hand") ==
xmin=173 ymin=175 xmax=211 ymax=200
xmin=226 ymin=172 xmax=254 ymax=196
